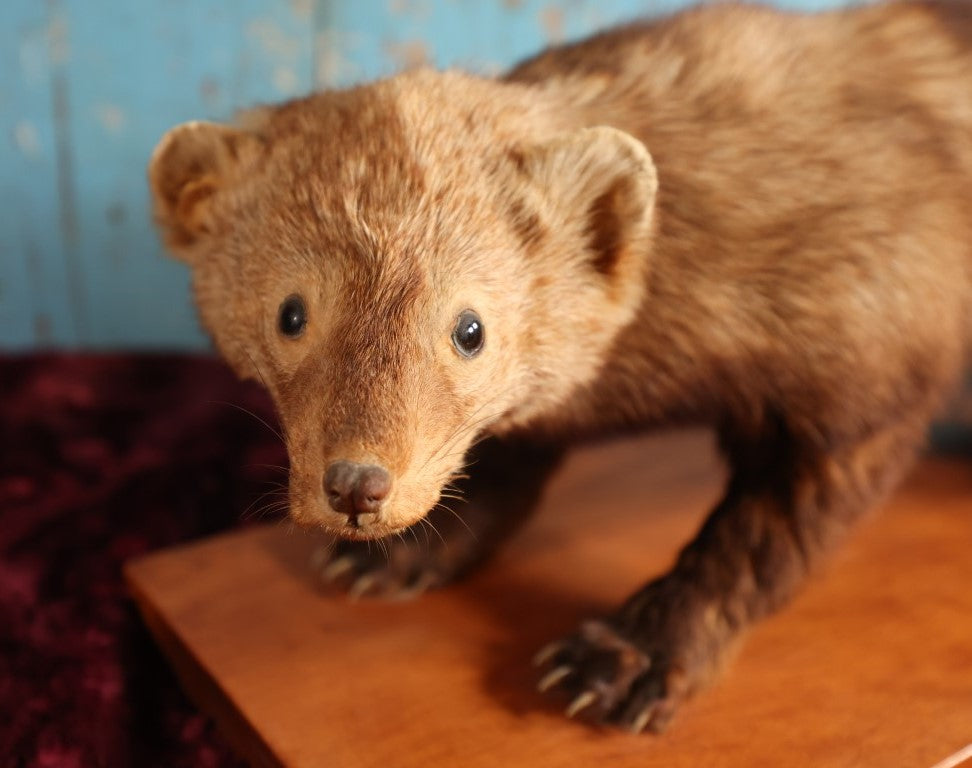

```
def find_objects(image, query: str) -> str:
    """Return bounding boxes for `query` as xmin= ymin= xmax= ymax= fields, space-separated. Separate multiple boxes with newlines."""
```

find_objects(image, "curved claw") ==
xmin=322 ymin=555 xmax=356 ymax=582
xmin=347 ymin=573 xmax=378 ymax=600
xmin=532 ymin=641 xmax=565 ymax=668
xmin=309 ymin=545 xmax=333 ymax=572
xmin=391 ymin=571 xmax=439 ymax=602
xmin=565 ymin=690 xmax=598 ymax=719
xmin=630 ymin=705 xmax=656 ymax=734
xmin=537 ymin=665 xmax=573 ymax=692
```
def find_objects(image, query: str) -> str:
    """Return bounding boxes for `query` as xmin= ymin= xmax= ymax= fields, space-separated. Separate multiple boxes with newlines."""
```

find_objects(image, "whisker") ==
xmin=242 ymin=347 xmax=275 ymax=401
xmin=428 ymin=415 xmax=497 ymax=474
xmin=431 ymin=410 xmax=499 ymax=464
xmin=421 ymin=516 xmax=447 ymax=548
xmin=423 ymin=399 xmax=492 ymax=465
xmin=243 ymin=500 xmax=291 ymax=522
xmin=249 ymin=479 xmax=289 ymax=494
xmin=241 ymin=489 xmax=288 ymax=520
xmin=210 ymin=399 xmax=285 ymax=444
xmin=245 ymin=463 xmax=290 ymax=474
xmin=434 ymin=502 xmax=476 ymax=540
xmin=407 ymin=523 xmax=422 ymax=550
xmin=438 ymin=492 xmax=466 ymax=503
xmin=418 ymin=393 xmax=507 ymax=475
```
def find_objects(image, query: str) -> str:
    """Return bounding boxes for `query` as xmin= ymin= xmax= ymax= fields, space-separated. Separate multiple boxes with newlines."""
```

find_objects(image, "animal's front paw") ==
xmin=534 ymin=619 xmax=688 ymax=734
xmin=311 ymin=499 xmax=496 ymax=600
xmin=312 ymin=535 xmax=449 ymax=600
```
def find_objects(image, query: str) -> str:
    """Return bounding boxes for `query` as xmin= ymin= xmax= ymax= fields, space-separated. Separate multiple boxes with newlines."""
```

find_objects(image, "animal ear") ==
xmin=148 ymin=121 xmax=258 ymax=254
xmin=523 ymin=126 xmax=657 ymax=279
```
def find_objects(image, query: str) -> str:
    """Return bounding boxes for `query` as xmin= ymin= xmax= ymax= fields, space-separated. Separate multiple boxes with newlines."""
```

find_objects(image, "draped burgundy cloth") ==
xmin=0 ymin=354 xmax=288 ymax=767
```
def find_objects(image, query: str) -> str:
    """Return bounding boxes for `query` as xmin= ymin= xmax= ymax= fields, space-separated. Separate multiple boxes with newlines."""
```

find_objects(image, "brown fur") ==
xmin=149 ymin=1 xmax=972 ymax=731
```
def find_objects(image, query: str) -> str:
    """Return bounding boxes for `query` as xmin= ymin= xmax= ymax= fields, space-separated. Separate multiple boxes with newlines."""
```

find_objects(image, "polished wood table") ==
xmin=126 ymin=431 xmax=972 ymax=768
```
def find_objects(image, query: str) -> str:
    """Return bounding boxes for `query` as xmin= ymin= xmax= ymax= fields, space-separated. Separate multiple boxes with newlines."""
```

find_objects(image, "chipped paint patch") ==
xmin=13 ymin=120 xmax=42 ymax=159
xmin=539 ymin=6 xmax=566 ymax=43
xmin=388 ymin=0 xmax=432 ymax=17
xmin=247 ymin=18 xmax=305 ymax=94
xmin=314 ymin=28 xmax=363 ymax=88
xmin=247 ymin=18 xmax=301 ymax=59
xmin=385 ymin=39 xmax=429 ymax=71
xmin=290 ymin=0 xmax=313 ymax=21
xmin=46 ymin=11 xmax=70 ymax=66
xmin=18 ymin=29 xmax=49 ymax=87
xmin=273 ymin=66 xmax=299 ymax=95
xmin=94 ymin=104 xmax=127 ymax=135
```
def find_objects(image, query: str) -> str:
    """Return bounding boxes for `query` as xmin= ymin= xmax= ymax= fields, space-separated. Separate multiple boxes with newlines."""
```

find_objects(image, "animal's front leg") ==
xmin=537 ymin=420 xmax=924 ymax=732
xmin=316 ymin=436 xmax=564 ymax=600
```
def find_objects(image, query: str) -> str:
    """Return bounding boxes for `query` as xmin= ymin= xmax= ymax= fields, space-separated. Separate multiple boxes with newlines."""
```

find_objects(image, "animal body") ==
xmin=149 ymin=0 xmax=972 ymax=733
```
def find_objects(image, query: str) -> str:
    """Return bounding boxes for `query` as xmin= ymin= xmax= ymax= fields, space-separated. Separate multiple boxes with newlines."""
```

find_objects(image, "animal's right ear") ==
xmin=148 ymin=121 xmax=259 ymax=256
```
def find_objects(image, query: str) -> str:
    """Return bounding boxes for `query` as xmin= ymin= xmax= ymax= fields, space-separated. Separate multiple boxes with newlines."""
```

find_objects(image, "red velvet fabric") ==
xmin=0 ymin=354 xmax=287 ymax=767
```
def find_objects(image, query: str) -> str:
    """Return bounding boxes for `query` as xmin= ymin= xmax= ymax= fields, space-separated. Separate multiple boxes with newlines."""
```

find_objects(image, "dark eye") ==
xmin=452 ymin=309 xmax=484 ymax=357
xmin=278 ymin=294 xmax=307 ymax=338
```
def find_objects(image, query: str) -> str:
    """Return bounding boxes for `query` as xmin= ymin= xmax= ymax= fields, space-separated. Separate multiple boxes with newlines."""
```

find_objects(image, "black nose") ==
xmin=323 ymin=461 xmax=391 ymax=522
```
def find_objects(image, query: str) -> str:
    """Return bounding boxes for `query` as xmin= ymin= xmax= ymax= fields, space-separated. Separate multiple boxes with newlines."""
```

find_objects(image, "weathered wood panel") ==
xmin=1 ymin=0 xmax=847 ymax=349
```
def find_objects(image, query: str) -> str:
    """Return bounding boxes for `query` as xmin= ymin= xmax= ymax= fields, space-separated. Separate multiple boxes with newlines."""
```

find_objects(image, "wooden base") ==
xmin=125 ymin=431 xmax=972 ymax=768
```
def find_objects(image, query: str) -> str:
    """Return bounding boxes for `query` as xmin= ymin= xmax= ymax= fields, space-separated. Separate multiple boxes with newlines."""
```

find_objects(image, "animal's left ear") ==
xmin=524 ymin=126 xmax=658 ymax=280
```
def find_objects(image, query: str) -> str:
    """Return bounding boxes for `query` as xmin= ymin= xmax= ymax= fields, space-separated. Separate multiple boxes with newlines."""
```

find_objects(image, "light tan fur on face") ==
xmin=150 ymin=1 xmax=972 ymax=540
xmin=149 ymin=71 xmax=656 ymax=538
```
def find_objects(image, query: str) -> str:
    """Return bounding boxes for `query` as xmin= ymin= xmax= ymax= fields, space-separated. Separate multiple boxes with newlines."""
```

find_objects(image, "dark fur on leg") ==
xmin=537 ymin=414 xmax=929 ymax=731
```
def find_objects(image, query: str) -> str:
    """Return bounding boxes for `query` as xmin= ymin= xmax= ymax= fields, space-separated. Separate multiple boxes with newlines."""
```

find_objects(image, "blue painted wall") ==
xmin=0 ymin=0 xmax=843 ymax=350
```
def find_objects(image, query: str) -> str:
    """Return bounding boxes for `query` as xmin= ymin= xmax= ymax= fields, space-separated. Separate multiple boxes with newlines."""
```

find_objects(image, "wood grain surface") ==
xmin=125 ymin=430 xmax=972 ymax=768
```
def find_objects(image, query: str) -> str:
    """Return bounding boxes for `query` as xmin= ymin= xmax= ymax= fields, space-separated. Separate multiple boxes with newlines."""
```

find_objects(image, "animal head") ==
xmin=149 ymin=70 xmax=657 ymax=539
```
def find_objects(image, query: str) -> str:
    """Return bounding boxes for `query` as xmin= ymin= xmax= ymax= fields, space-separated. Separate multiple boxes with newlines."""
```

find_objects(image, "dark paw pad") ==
xmin=535 ymin=619 xmax=684 ymax=733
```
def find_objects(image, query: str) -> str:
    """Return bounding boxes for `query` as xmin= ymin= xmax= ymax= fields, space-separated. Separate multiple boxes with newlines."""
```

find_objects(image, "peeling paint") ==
xmin=540 ymin=6 xmax=566 ymax=43
xmin=50 ymin=40 xmax=86 ymax=340
xmin=385 ymin=39 xmax=430 ymax=71
xmin=13 ymin=120 xmax=42 ymax=159
xmin=18 ymin=29 xmax=49 ymax=88
xmin=247 ymin=19 xmax=300 ymax=60
xmin=46 ymin=12 xmax=70 ymax=67
xmin=388 ymin=0 xmax=432 ymax=18
xmin=290 ymin=0 xmax=314 ymax=21
xmin=94 ymin=103 xmax=127 ymax=135
xmin=314 ymin=28 xmax=362 ymax=88
xmin=273 ymin=66 xmax=299 ymax=95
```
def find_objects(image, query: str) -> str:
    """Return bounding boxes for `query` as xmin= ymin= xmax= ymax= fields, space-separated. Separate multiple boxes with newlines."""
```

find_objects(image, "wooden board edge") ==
xmin=124 ymin=559 xmax=282 ymax=768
